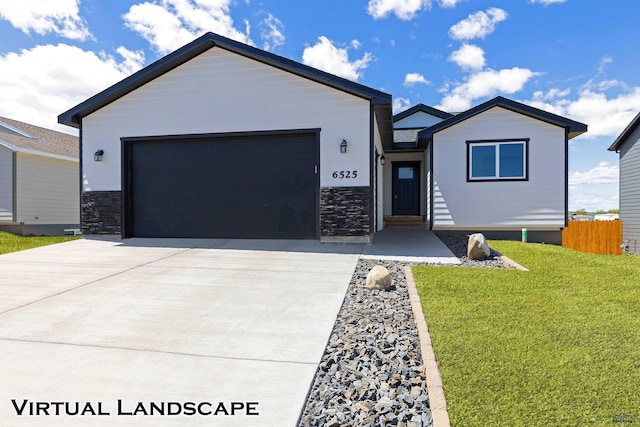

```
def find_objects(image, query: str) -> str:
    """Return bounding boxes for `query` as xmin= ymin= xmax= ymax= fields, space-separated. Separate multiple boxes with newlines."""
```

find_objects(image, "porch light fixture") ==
xmin=380 ymin=154 xmax=386 ymax=165
xmin=340 ymin=139 xmax=348 ymax=154
xmin=94 ymin=149 xmax=104 ymax=162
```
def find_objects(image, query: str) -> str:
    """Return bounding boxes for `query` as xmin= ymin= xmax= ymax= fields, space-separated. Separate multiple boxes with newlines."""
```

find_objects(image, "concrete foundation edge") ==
xmin=320 ymin=235 xmax=372 ymax=244
xmin=0 ymin=223 xmax=81 ymax=236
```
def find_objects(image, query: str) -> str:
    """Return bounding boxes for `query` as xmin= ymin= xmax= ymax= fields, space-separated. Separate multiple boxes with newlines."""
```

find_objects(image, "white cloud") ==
xmin=260 ymin=13 xmax=284 ymax=51
xmin=532 ymin=87 xmax=571 ymax=101
xmin=527 ymin=86 xmax=640 ymax=139
xmin=448 ymin=8 xmax=508 ymax=40
xmin=393 ymin=97 xmax=412 ymax=114
xmin=597 ymin=56 xmax=613 ymax=74
xmin=569 ymin=162 xmax=619 ymax=186
xmin=0 ymin=0 xmax=91 ymax=41
xmin=0 ymin=44 xmax=145 ymax=133
xmin=449 ymin=43 xmax=485 ymax=71
xmin=123 ymin=0 xmax=252 ymax=54
xmin=367 ymin=0 xmax=431 ymax=20
xmin=530 ymin=0 xmax=568 ymax=5
xmin=439 ymin=0 xmax=460 ymax=7
xmin=569 ymin=190 xmax=618 ymax=212
xmin=302 ymin=36 xmax=373 ymax=81
xmin=403 ymin=73 xmax=430 ymax=87
xmin=437 ymin=67 xmax=537 ymax=111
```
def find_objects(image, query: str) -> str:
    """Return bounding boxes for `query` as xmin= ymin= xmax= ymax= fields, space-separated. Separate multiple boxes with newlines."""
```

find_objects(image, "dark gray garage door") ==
xmin=124 ymin=131 xmax=319 ymax=239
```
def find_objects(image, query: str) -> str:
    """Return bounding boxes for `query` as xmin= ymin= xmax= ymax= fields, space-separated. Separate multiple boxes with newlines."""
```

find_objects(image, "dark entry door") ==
xmin=392 ymin=162 xmax=420 ymax=216
xmin=124 ymin=131 xmax=318 ymax=239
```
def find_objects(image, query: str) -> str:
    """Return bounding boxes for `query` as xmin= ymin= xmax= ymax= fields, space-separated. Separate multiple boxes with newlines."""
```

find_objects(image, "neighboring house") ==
xmin=608 ymin=112 xmax=640 ymax=254
xmin=0 ymin=117 xmax=79 ymax=235
xmin=58 ymin=32 xmax=586 ymax=244
xmin=593 ymin=214 xmax=619 ymax=221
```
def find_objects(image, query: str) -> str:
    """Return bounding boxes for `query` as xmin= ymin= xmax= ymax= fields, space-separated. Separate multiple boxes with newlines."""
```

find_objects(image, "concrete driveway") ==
xmin=0 ymin=238 xmax=363 ymax=426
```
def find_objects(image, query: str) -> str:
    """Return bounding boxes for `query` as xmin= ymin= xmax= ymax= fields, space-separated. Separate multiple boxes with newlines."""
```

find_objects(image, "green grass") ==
xmin=413 ymin=241 xmax=640 ymax=427
xmin=0 ymin=231 xmax=79 ymax=255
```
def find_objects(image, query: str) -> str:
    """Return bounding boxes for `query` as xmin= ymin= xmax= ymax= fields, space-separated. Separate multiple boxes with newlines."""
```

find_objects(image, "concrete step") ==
xmin=384 ymin=216 xmax=425 ymax=228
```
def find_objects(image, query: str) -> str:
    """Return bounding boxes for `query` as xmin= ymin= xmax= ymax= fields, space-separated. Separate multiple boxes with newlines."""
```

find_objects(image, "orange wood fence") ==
xmin=562 ymin=220 xmax=623 ymax=255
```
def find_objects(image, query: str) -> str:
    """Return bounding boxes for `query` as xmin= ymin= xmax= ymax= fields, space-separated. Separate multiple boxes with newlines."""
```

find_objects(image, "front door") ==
xmin=392 ymin=162 xmax=420 ymax=216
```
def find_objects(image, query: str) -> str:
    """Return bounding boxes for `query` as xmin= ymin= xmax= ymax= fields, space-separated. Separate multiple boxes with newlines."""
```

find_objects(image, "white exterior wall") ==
xmin=0 ymin=146 xmax=13 ymax=221
xmin=395 ymin=112 xmax=444 ymax=128
xmin=383 ymin=152 xmax=425 ymax=217
xmin=619 ymin=125 xmax=640 ymax=253
xmin=15 ymin=153 xmax=80 ymax=224
xmin=432 ymin=107 xmax=566 ymax=230
xmin=82 ymin=47 xmax=371 ymax=192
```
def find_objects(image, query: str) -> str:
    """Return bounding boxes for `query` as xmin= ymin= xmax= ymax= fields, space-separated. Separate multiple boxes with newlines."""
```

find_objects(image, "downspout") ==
xmin=564 ymin=127 xmax=569 ymax=228
xmin=78 ymin=118 xmax=83 ymax=234
xmin=369 ymin=104 xmax=375 ymax=238
xmin=12 ymin=151 xmax=17 ymax=223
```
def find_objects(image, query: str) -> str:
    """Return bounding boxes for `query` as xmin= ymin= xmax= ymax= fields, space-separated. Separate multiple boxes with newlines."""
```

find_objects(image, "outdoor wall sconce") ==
xmin=380 ymin=154 xmax=386 ymax=165
xmin=340 ymin=139 xmax=348 ymax=154
xmin=94 ymin=149 xmax=104 ymax=162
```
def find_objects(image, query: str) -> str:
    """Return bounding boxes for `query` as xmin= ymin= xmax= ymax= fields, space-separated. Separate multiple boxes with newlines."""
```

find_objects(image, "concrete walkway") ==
xmin=364 ymin=228 xmax=461 ymax=264
xmin=0 ymin=231 xmax=457 ymax=426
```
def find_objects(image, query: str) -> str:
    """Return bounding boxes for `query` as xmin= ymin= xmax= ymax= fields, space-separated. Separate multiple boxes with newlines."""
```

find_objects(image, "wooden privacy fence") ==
xmin=562 ymin=220 xmax=623 ymax=255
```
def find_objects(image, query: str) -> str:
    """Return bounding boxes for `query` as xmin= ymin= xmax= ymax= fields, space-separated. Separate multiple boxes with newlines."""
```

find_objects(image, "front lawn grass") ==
xmin=413 ymin=241 xmax=640 ymax=426
xmin=0 ymin=231 xmax=79 ymax=255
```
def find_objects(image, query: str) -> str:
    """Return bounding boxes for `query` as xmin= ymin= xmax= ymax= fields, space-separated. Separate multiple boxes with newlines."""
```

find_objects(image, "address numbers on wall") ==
xmin=332 ymin=170 xmax=358 ymax=179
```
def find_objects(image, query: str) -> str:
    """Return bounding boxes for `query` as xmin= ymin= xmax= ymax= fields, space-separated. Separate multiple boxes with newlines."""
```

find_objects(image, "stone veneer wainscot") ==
xmin=81 ymin=191 xmax=122 ymax=234
xmin=320 ymin=187 xmax=370 ymax=237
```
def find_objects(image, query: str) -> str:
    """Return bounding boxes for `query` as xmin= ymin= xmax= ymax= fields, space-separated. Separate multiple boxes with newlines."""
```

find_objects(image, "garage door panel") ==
xmin=127 ymin=132 xmax=318 ymax=239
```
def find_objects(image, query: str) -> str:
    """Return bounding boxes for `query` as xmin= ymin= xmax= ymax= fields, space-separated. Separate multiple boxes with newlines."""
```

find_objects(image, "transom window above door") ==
xmin=467 ymin=139 xmax=529 ymax=181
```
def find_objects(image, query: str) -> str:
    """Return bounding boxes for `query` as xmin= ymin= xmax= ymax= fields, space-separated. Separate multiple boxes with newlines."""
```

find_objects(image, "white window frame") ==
xmin=467 ymin=138 xmax=529 ymax=182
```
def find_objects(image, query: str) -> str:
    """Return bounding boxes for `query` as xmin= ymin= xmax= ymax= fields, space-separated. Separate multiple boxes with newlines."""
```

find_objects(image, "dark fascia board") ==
xmin=58 ymin=32 xmax=392 ymax=129
xmin=393 ymin=103 xmax=453 ymax=123
xmin=417 ymin=96 xmax=588 ymax=148
xmin=608 ymin=111 xmax=640 ymax=152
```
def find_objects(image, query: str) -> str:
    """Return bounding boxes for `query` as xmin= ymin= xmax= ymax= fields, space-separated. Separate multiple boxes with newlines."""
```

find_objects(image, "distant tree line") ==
xmin=573 ymin=209 xmax=619 ymax=215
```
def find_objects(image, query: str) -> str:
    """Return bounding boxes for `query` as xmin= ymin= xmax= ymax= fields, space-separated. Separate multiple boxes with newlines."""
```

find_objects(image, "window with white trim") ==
xmin=467 ymin=139 xmax=528 ymax=181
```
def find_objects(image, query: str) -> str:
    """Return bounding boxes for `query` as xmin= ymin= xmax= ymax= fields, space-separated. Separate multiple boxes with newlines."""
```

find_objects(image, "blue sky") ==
xmin=1 ymin=0 xmax=637 ymax=211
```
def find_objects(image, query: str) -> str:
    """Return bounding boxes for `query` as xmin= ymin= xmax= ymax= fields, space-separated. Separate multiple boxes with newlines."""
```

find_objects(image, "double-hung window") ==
xmin=467 ymin=139 xmax=528 ymax=181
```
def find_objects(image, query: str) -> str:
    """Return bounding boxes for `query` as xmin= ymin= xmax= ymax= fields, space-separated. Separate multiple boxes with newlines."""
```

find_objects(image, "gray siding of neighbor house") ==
xmin=0 ymin=147 xmax=13 ymax=221
xmin=619 ymin=125 xmax=640 ymax=254
xmin=15 ymin=153 xmax=80 ymax=226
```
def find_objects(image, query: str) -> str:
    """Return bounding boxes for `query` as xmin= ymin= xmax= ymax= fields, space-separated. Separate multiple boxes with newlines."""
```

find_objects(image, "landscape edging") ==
xmin=404 ymin=265 xmax=451 ymax=427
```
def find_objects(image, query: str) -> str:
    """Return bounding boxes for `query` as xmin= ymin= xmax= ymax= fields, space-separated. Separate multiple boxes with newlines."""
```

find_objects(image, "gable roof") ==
xmin=393 ymin=103 xmax=452 ymax=123
xmin=608 ymin=112 xmax=640 ymax=152
xmin=0 ymin=116 xmax=78 ymax=160
xmin=417 ymin=96 xmax=588 ymax=148
xmin=58 ymin=32 xmax=394 ymax=145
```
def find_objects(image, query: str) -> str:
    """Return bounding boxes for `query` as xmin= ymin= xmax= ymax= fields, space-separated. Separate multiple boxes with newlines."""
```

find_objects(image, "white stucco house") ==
xmin=0 ymin=117 xmax=79 ymax=235
xmin=58 ymin=32 xmax=587 ymax=244
xmin=608 ymin=112 xmax=640 ymax=254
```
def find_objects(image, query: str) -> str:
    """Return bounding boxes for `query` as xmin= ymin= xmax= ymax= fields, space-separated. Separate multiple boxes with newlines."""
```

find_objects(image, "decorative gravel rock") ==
xmin=467 ymin=233 xmax=490 ymax=260
xmin=435 ymin=232 xmax=508 ymax=268
xmin=365 ymin=265 xmax=393 ymax=290
xmin=298 ymin=233 xmax=511 ymax=427
xmin=298 ymin=259 xmax=433 ymax=427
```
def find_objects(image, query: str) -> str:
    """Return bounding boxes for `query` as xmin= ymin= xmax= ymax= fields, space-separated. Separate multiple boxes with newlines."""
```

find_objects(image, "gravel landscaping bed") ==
xmin=434 ymin=232 xmax=506 ymax=269
xmin=298 ymin=234 xmax=508 ymax=427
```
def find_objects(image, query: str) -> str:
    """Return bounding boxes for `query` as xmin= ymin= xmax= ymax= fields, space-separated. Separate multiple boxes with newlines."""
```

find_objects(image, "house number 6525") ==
xmin=332 ymin=170 xmax=358 ymax=179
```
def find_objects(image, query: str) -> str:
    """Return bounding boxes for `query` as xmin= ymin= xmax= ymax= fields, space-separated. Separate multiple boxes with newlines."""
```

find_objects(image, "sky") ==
xmin=1 ymin=0 xmax=637 ymax=212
